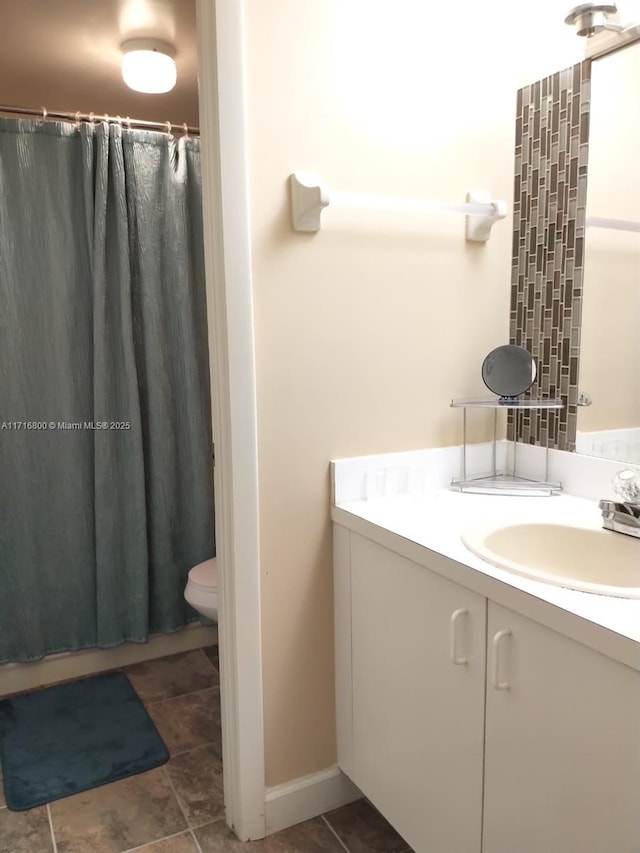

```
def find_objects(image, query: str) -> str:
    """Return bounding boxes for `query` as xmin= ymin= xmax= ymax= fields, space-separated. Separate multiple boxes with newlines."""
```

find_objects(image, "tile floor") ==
xmin=0 ymin=647 xmax=413 ymax=853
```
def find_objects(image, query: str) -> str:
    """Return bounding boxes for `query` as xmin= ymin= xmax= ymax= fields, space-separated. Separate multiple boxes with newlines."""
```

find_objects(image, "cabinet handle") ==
xmin=492 ymin=628 xmax=512 ymax=690
xmin=450 ymin=608 xmax=469 ymax=665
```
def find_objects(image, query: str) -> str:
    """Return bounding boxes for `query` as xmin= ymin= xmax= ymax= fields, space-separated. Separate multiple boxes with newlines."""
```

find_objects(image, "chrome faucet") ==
xmin=599 ymin=469 xmax=640 ymax=539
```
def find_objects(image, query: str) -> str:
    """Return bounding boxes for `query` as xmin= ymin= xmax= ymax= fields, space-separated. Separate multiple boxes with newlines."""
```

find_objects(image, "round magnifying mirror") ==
xmin=481 ymin=344 xmax=536 ymax=399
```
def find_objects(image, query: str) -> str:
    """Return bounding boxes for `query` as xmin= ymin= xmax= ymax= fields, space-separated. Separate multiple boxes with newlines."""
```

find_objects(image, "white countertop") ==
xmin=332 ymin=489 xmax=640 ymax=672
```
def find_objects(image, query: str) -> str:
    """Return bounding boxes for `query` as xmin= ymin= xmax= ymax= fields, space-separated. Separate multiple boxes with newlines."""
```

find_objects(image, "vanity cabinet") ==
xmin=336 ymin=528 xmax=486 ymax=853
xmin=483 ymin=602 xmax=640 ymax=853
xmin=334 ymin=526 xmax=640 ymax=853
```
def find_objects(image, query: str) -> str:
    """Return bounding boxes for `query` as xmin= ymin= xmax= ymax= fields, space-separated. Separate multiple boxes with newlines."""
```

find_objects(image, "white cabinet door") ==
xmin=349 ymin=534 xmax=486 ymax=853
xmin=484 ymin=601 xmax=640 ymax=853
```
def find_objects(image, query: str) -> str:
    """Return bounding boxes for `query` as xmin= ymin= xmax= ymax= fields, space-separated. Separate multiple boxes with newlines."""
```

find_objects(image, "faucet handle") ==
xmin=612 ymin=469 xmax=640 ymax=504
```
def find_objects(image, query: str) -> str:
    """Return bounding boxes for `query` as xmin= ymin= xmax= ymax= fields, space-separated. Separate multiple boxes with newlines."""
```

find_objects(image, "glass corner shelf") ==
xmin=451 ymin=396 xmax=564 ymax=409
xmin=450 ymin=473 xmax=562 ymax=497
xmin=450 ymin=396 xmax=565 ymax=496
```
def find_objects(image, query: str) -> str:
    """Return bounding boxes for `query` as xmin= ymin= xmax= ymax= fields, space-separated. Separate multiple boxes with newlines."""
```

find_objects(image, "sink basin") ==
xmin=461 ymin=522 xmax=640 ymax=598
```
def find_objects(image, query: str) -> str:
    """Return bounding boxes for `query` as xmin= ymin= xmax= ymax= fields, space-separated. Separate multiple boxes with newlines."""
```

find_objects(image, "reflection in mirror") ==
xmin=576 ymin=43 xmax=640 ymax=464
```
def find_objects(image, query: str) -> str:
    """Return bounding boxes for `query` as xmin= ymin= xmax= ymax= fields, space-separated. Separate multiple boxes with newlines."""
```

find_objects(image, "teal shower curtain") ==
xmin=0 ymin=118 xmax=215 ymax=663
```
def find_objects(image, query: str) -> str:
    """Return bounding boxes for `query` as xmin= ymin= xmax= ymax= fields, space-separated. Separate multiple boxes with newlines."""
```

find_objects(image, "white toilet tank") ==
xmin=184 ymin=557 xmax=218 ymax=621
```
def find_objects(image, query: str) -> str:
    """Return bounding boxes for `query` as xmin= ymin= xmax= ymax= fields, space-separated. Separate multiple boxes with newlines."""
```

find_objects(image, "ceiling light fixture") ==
xmin=121 ymin=38 xmax=177 ymax=94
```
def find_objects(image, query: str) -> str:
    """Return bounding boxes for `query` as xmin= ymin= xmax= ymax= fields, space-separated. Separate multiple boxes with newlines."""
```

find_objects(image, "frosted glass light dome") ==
xmin=121 ymin=39 xmax=177 ymax=94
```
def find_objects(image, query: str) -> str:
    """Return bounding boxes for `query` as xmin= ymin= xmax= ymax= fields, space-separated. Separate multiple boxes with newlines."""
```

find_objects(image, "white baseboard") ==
xmin=264 ymin=765 xmax=362 ymax=836
xmin=0 ymin=623 xmax=218 ymax=698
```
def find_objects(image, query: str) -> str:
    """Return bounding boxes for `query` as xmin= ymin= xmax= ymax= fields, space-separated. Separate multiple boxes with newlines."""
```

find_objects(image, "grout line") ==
xmin=167 ymin=740 xmax=222 ymax=759
xmin=162 ymin=764 xmax=192 ymax=829
xmin=197 ymin=646 xmax=220 ymax=676
xmin=186 ymin=815 xmax=226 ymax=833
xmin=162 ymin=737 xmax=222 ymax=760
xmin=144 ymin=685 xmax=220 ymax=708
xmin=46 ymin=804 xmax=59 ymax=853
xmin=323 ymin=812 xmax=412 ymax=853
xmin=161 ymin=764 xmax=228 ymax=842
xmin=160 ymin=773 xmax=227 ymax=848
xmin=187 ymin=816 xmax=234 ymax=851
xmin=321 ymin=814 xmax=352 ymax=853
xmin=121 ymin=828 xmax=194 ymax=853
xmin=190 ymin=828 xmax=205 ymax=853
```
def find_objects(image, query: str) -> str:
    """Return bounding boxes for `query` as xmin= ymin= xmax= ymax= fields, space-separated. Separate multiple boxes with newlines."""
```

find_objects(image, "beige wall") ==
xmin=578 ymin=43 xmax=640 ymax=434
xmin=243 ymin=0 xmax=583 ymax=786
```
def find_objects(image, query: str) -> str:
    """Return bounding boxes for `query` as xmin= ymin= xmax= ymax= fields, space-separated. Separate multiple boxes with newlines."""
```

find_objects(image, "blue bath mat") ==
xmin=0 ymin=671 xmax=169 ymax=811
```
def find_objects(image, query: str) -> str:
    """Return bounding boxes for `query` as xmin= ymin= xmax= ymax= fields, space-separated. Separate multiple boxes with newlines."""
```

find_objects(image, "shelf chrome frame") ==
xmin=450 ymin=397 xmax=564 ymax=497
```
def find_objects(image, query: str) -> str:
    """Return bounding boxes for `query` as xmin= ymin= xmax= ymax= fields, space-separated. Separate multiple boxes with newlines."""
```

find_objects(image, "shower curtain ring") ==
xmin=75 ymin=111 xmax=81 ymax=128
xmin=165 ymin=121 xmax=172 ymax=134
xmin=41 ymin=106 xmax=47 ymax=119
xmin=89 ymin=112 xmax=95 ymax=125
xmin=182 ymin=123 xmax=189 ymax=139
xmin=125 ymin=116 xmax=132 ymax=129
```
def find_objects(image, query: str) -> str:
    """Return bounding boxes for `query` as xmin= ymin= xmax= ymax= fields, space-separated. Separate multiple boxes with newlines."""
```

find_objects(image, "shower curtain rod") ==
xmin=0 ymin=104 xmax=199 ymax=136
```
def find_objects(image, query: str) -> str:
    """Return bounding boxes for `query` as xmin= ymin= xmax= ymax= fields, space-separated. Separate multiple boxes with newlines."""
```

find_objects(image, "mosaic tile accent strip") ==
xmin=508 ymin=61 xmax=591 ymax=451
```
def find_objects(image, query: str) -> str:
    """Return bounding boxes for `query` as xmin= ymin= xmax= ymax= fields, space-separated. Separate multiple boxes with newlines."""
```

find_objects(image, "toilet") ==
xmin=184 ymin=558 xmax=218 ymax=621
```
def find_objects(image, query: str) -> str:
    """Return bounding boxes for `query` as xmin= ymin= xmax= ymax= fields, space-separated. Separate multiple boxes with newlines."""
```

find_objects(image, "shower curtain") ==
xmin=0 ymin=118 xmax=215 ymax=663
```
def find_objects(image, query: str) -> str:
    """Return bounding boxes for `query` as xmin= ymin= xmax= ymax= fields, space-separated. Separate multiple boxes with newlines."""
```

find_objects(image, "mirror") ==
xmin=481 ymin=345 xmax=537 ymax=399
xmin=576 ymin=43 xmax=640 ymax=464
